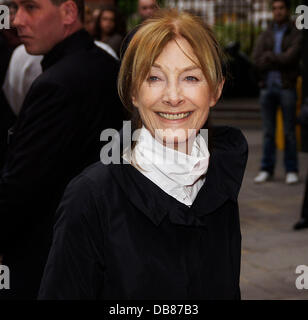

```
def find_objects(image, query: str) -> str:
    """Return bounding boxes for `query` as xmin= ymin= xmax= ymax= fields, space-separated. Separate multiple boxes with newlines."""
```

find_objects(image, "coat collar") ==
xmin=41 ymin=29 xmax=93 ymax=71
xmin=110 ymin=126 xmax=248 ymax=227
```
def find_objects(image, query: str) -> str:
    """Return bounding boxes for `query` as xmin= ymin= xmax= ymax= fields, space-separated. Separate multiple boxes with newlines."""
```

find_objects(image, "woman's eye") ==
xmin=148 ymin=76 xmax=160 ymax=82
xmin=185 ymin=76 xmax=199 ymax=82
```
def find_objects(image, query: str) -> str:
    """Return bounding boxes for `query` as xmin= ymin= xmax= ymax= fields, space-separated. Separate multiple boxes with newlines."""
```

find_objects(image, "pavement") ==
xmin=213 ymin=97 xmax=308 ymax=300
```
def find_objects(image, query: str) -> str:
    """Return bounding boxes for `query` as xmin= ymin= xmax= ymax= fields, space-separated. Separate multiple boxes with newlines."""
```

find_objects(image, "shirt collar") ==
xmin=126 ymin=126 xmax=209 ymax=207
xmin=131 ymin=126 xmax=210 ymax=187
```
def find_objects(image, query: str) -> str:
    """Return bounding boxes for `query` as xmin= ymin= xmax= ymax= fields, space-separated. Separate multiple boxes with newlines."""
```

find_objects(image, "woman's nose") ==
xmin=163 ymin=82 xmax=184 ymax=107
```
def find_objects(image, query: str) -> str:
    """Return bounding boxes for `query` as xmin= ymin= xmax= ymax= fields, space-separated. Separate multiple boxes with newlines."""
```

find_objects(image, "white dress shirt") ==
xmin=123 ymin=127 xmax=210 ymax=206
xmin=94 ymin=40 xmax=118 ymax=60
xmin=2 ymin=45 xmax=43 ymax=115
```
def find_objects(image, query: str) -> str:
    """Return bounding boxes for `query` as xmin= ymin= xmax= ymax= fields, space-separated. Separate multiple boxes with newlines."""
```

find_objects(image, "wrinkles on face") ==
xmin=132 ymin=37 xmax=219 ymax=153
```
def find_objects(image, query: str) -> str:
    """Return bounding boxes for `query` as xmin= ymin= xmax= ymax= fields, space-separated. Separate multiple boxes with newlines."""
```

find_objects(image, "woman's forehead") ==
xmin=151 ymin=38 xmax=201 ymax=71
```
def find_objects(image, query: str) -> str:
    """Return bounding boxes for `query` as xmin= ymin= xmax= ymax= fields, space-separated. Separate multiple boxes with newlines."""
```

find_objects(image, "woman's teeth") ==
xmin=158 ymin=112 xmax=191 ymax=120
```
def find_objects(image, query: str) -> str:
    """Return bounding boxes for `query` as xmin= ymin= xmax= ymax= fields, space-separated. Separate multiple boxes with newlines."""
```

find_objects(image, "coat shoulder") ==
xmin=56 ymin=162 xmax=116 ymax=221
xmin=77 ymin=161 xmax=116 ymax=191
xmin=38 ymin=45 xmax=119 ymax=91
xmin=210 ymin=126 xmax=248 ymax=201
xmin=211 ymin=126 xmax=248 ymax=155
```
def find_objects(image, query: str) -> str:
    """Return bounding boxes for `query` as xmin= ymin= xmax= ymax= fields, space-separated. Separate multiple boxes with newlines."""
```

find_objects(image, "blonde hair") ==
xmin=118 ymin=8 xmax=225 ymax=130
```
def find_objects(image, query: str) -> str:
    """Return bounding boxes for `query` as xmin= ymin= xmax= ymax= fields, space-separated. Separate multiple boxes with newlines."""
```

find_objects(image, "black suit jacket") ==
xmin=0 ymin=29 xmax=124 ymax=299
xmin=0 ymin=33 xmax=16 ymax=169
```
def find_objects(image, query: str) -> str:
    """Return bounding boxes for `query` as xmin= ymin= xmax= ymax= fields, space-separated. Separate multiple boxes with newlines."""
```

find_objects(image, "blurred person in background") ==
xmin=138 ymin=0 xmax=158 ymax=21
xmin=79 ymin=4 xmax=119 ymax=58
xmin=121 ymin=0 xmax=158 ymax=57
xmin=93 ymin=4 xmax=125 ymax=56
xmin=0 ymin=0 xmax=124 ymax=299
xmin=92 ymin=6 xmax=100 ymax=21
xmin=84 ymin=5 xmax=95 ymax=36
xmin=1 ymin=8 xmax=118 ymax=126
xmin=253 ymin=0 xmax=302 ymax=185
xmin=2 ymin=4 xmax=118 ymax=119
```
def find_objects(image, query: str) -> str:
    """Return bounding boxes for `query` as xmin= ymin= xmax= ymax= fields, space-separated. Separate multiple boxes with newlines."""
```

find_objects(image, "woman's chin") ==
xmin=156 ymin=133 xmax=197 ymax=154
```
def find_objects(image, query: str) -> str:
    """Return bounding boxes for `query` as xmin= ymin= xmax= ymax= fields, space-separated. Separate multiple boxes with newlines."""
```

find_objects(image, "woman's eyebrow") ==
xmin=151 ymin=63 xmax=201 ymax=72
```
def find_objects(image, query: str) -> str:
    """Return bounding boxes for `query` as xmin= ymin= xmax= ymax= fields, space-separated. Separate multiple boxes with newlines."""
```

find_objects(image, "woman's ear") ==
xmin=132 ymin=95 xmax=139 ymax=109
xmin=60 ymin=0 xmax=79 ymax=26
xmin=209 ymin=78 xmax=225 ymax=108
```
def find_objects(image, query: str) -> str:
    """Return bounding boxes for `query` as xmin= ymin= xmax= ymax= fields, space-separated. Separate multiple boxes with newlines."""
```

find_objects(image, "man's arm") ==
xmin=271 ymin=29 xmax=303 ymax=67
xmin=252 ymin=32 xmax=275 ymax=72
xmin=0 ymin=89 xmax=16 ymax=169
xmin=0 ymin=81 xmax=78 ymax=254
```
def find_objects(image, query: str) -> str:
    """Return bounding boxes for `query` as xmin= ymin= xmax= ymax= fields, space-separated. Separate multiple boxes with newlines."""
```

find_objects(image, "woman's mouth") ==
xmin=157 ymin=112 xmax=192 ymax=120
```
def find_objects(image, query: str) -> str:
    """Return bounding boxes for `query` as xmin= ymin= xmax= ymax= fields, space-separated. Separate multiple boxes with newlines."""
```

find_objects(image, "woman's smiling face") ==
xmin=132 ymin=37 xmax=223 ymax=151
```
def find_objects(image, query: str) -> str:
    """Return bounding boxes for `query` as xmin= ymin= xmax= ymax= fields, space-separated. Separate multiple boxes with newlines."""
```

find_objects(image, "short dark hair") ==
xmin=51 ymin=0 xmax=85 ymax=23
xmin=272 ymin=0 xmax=291 ymax=10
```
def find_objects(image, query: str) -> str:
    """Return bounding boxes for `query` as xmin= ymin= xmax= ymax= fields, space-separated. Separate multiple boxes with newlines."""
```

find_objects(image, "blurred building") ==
xmin=165 ymin=0 xmax=301 ymax=29
xmin=166 ymin=0 xmax=215 ymax=24
xmin=252 ymin=0 xmax=273 ymax=29
xmin=165 ymin=0 xmax=270 ymax=27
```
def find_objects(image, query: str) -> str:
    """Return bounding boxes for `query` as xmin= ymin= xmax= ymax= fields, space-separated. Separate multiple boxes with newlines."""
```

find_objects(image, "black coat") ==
xmin=38 ymin=126 xmax=248 ymax=300
xmin=0 ymin=29 xmax=124 ymax=299
xmin=0 ymin=33 xmax=16 ymax=169
xmin=0 ymin=91 xmax=15 ymax=169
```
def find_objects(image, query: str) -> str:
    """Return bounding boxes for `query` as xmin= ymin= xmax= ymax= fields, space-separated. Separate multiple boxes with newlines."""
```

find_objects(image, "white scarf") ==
xmin=123 ymin=127 xmax=210 ymax=206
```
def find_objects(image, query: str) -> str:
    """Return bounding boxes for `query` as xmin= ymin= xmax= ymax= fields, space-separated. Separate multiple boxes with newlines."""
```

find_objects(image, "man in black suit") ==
xmin=0 ymin=0 xmax=124 ymax=299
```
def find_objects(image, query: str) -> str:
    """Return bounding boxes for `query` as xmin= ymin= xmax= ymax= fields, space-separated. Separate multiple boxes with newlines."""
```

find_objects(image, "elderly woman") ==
xmin=39 ymin=9 xmax=248 ymax=300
